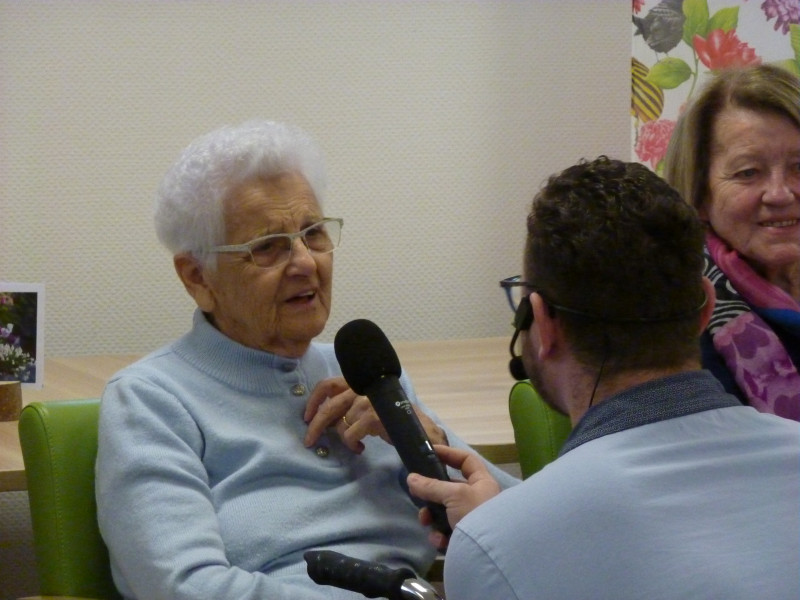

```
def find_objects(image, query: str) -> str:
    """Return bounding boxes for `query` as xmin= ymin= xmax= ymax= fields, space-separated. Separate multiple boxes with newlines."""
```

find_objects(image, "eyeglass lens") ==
xmin=501 ymin=276 xmax=527 ymax=312
xmin=508 ymin=285 xmax=526 ymax=312
xmin=250 ymin=220 xmax=341 ymax=268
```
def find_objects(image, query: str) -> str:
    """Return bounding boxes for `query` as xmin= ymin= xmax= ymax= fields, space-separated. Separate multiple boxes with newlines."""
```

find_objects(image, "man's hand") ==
xmin=407 ymin=445 xmax=501 ymax=533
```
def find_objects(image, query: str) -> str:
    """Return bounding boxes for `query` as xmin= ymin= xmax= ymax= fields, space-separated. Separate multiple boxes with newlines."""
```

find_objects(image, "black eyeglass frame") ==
xmin=500 ymin=275 xmax=564 ymax=316
xmin=500 ymin=275 xmax=708 ymax=323
xmin=499 ymin=275 xmax=530 ymax=313
xmin=501 ymin=274 xmax=709 ymax=377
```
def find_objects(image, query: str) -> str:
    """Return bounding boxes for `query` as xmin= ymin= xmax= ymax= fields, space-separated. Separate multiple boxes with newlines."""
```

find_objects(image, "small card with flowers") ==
xmin=0 ymin=282 xmax=44 ymax=389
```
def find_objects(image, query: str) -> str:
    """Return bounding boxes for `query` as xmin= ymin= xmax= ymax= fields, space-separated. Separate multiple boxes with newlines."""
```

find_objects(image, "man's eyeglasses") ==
xmin=209 ymin=218 xmax=343 ymax=270
xmin=500 ymin=275 xmax=533 ymax=313
xmin=500 ymin=276 xmax=535 ymax=380
xmin=503 ymin=274 xmax=710 ymax=323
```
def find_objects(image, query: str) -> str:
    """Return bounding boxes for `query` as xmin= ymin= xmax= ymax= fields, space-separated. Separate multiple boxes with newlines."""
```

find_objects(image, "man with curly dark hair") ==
xmin=409 ymin=156 xmax=799 ymax=600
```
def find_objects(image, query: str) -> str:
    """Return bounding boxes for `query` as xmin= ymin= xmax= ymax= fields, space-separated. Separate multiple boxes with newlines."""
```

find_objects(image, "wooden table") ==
xmin=0 ymin=355 xmax=140 ymax=492
xmin=0 ymin=338 xmax=517 ymax=492
xmin=395 ymin=337 xmax=517 ymax=462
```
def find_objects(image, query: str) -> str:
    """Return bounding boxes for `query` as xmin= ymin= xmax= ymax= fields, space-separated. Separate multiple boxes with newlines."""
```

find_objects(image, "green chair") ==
xmin=18 ymin=399 xmax=450 ymax=597
xmin=508 ymin=380 xmax=572 ymax=479
xmin=18 ymin=399 xmax=119 ymax=600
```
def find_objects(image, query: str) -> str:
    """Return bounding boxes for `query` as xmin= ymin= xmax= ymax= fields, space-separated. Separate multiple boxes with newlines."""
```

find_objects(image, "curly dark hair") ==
xmin=524 ymin=156 xmax=706 ymax=374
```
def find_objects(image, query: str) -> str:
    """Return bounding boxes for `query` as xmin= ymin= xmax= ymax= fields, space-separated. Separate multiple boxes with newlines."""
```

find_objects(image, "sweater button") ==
xmin=290 ymin=383 xmax=306 ymax=396
xmin=315 ymin=446 xmax=329 ymax=458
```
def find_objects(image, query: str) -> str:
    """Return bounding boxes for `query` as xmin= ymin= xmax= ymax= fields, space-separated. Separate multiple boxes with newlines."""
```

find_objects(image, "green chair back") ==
xmin=19 ymin=399 xmax=120 ymax=600
xmin=508 ymin=380 xmax=572 ymax=479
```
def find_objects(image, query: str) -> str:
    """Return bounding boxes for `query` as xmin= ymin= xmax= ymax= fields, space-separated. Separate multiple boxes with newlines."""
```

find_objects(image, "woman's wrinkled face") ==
xmin=198 ymin=172 xmax=333 ymax=357
xmin=705 ymin=107 xmax=800 ymax=278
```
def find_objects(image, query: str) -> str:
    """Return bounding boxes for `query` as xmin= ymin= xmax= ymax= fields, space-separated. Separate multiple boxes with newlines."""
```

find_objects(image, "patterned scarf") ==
xmin=704 ymin=232 xmax=800 ymax=421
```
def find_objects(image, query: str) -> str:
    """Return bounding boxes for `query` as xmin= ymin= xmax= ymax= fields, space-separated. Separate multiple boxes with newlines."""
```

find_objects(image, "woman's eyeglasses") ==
xmin=209 ymin=218 xmax=343 ymax=270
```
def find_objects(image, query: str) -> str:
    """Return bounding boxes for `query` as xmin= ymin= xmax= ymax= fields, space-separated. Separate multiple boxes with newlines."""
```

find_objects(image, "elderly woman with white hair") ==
xmin=95 ymin=120 xmax=518 ymax=600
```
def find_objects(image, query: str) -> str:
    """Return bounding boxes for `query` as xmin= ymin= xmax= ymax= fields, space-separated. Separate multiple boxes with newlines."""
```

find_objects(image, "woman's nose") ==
xmin=763 ymin=169 xmax=797 ymax=204
xmin=285 ymin=236 xmax=316 ymax=272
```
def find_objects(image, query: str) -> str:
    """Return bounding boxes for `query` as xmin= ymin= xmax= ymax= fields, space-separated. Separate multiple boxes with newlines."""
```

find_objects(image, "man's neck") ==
xmin=566 ymin=360 xmax=701 ymax=424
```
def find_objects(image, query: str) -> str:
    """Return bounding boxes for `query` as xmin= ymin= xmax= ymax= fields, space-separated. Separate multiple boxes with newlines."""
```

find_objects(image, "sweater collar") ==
xmin=171 ymin=309 xmax=322 ymax=395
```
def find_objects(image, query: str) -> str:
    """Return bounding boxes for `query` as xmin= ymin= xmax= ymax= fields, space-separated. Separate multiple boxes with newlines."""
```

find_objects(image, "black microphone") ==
xmin=304 ymin=550 xmax=443 ymax=600
xmin=334 ymin=319 xmax=452 ymax=536
xmin=509 ymin=356 xmax=528 ymax=380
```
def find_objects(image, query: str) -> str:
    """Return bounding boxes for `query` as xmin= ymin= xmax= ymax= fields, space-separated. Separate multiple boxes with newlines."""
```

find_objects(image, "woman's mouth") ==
xmin=287 ymin=291 xmax=316 ymax=304
xmin=760 ymin=219 xmax=799 ymax=228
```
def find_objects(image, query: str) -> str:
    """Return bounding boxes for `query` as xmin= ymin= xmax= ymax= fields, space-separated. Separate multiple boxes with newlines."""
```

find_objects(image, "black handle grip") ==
xmin=304 ymin=550 xmax=416 ymax=600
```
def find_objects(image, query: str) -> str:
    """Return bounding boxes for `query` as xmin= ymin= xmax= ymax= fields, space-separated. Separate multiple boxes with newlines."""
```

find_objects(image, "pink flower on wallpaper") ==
xmin=632 ymin=0 xmax=645 ymax=15
xmin=693 ymin=30 xmax=762 ymax=70
xmin=635 ymin=118 xmax=675 ymax=169
xmin=760 ymin=0 xmax=800 ymax=34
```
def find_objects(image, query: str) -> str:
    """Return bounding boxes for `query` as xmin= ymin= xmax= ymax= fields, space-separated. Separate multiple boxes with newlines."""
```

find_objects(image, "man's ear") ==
xmin=698 ymin=277 xmax=716 ymax=333
xmin=530 ymin=292 xmax=559 ymax=360
xmin=174 ymin=253 xmax=215 ymax=312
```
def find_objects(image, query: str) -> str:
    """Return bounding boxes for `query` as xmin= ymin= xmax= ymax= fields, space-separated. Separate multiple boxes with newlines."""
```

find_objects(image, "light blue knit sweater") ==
xmin=96 ymin=310 xmax=518 ymax=600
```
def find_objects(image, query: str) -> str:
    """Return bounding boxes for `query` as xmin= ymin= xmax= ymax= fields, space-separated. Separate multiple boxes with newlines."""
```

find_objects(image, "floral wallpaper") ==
xmin=631 ymin=0 xmax=800 ymax=173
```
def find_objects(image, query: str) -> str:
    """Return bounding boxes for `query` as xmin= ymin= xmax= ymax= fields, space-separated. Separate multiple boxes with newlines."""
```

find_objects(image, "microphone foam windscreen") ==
xmin=334 ymin=319 xmax=402 ymax=395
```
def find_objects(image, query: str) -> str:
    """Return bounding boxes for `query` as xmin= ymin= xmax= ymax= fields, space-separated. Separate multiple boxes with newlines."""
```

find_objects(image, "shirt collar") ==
xmin=559 ymin=370 xmax=740 ymax=456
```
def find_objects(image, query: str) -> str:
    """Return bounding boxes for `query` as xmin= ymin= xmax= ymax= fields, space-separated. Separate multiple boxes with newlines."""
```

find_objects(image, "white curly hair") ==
xmin=154 ymin=120 xmax=327 ymax=267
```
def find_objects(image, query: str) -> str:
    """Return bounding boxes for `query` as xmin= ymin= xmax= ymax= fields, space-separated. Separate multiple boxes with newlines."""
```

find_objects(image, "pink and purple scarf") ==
xmin=704 ymin=232 xmax=800 ymax=421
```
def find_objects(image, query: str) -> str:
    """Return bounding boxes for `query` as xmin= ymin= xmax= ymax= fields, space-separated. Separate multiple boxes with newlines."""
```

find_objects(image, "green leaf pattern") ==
xmin=632 ymin=0 xmax=798 ymax=171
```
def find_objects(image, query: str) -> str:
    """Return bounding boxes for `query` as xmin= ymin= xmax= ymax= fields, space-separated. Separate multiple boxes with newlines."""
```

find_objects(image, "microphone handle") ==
xmin=365 ymin=376 xmax=452 ymax=535
xmin=304 ymin=550 xmax=416 ymax=600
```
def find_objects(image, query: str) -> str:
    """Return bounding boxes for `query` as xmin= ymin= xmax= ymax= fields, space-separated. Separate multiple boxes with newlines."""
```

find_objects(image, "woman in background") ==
xmin=663 ymin=64 xmax=800 ymax=419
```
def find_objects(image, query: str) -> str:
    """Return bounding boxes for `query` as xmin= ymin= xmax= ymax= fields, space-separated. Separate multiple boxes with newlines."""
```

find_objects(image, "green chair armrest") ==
xmin=19 ymin=400 xmax=120 ymax=600
xmin=508 ymin=381 xmax=571 ymax=479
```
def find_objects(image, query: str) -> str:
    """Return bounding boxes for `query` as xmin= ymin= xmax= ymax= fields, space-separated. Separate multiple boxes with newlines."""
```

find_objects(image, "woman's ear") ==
xmin=174 ymin=253 xmax=215 ymax=312
xmin=530 ymin=292 xmax=558 ymax=360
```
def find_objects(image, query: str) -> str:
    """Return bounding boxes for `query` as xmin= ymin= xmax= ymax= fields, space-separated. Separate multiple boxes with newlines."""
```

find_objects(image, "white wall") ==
xmin=0 ymin=0 xmax=631 ymax=357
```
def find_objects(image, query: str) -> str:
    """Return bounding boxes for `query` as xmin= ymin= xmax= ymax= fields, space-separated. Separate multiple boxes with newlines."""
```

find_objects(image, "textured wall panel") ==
xmin=1 ymin=1 xmax=630 ymax=356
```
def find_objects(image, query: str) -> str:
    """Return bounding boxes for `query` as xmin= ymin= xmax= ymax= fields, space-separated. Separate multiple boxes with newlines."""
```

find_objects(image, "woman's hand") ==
xmin=303 ymin=376 xmax=449 ymax=453
xmin=304 ymin=377 xmax=386 ymax=453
